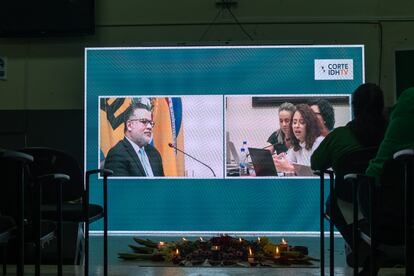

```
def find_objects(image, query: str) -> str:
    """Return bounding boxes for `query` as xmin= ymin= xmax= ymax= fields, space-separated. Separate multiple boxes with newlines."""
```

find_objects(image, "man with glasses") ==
xmin=104 ymin=103 xmax=164 ymax=177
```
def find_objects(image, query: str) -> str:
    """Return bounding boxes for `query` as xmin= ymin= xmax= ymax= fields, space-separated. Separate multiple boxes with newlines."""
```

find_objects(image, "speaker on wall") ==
xmin=0 ymin=0 xmax=95 ymax=37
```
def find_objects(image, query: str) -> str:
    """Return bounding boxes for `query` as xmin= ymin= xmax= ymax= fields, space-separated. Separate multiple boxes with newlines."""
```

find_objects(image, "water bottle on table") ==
xmin=239 ymin=143 xmax=249 ymax=176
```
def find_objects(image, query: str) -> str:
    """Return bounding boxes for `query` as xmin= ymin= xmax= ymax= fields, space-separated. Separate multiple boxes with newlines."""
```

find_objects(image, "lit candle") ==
xmin=257 ymin=237 xmax=261 ymax=243
xmin=172 ymin=248 xmax=181 ymax=264
xmin=274 ymin=246 xmax=280 ymax=259
xmin=247 ymin=246 xmax=254 ymax=263
xmin=279 ymin=238 xmax=288 ymax=251
xmin=239 ymin=238 xmax=243 ymax=243
xmin=158 ymin=241 xmax=166 ymax=249
xmin=211 ymin=245 xmax=220 ymax=251
xmin=198 ymin=237 xmax=208 ymax=250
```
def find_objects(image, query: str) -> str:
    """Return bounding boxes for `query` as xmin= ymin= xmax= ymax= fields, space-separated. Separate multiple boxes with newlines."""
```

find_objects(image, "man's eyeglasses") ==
xmin=129 ymin=118 xmax=155 ymax=127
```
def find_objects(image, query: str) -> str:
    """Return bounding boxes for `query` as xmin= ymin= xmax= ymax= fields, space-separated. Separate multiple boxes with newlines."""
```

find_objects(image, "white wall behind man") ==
xmin=182 ymin=95 xmax=224 ymax=178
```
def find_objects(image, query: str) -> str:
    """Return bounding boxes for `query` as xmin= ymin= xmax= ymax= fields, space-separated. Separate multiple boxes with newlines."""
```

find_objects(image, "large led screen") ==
xmin=85 ymin=45 xmax=364 ymax=234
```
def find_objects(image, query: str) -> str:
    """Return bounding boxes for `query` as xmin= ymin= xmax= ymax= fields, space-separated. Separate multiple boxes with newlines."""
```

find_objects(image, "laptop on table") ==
xmin=248 ymin=147 xmax=278 ymax=176
xmin=248 ymin=147 xmax=315 ymax=177
xmin=292 ymin=163 xmax=315 ymax=176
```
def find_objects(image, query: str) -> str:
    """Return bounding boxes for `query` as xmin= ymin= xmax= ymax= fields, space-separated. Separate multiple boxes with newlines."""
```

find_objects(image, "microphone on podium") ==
xmin=168 ymin=143 xmax=216 ymax=177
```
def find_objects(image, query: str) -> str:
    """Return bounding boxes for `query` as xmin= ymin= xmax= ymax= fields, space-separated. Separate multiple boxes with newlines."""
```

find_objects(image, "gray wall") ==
xmin=1 ymin=0 xmax=414 ymax=109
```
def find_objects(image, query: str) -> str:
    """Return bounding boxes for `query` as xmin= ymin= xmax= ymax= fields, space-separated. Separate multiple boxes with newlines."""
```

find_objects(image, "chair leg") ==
xmin=85 ymin=172 xmax=91 ymax=276
xmin=85 ymin=222 xmax=89 ymax=276
xmin=353 ymin=178 xmax=359 ymax=276
xmin=329 ymin=173 xmax=334 ymax=276
xmin=74 ymin=223 xmax=84 ymax=265
xmin=35 ymin=182 xmax=42 ymax=276
xmin=104 ymin=175 xmax=108 ymax=276
xmin=320 ymin=173 xmax=325 ymax=276
xmin=329 ymin=217 xmax=334 ymax=276
xmin=35 ymin=239 xmax=41 ymax=276
xmin=2 ymin=245 xmax=6 ymax=276
xmin=369 ymin=181 xmax=376 ymax=276
xmin=17 ymin=165 xmax=25 ymax=276
xmin=57 ymin=181 xmax=63 ymax=276
xmin=404 ymin=162 xmax=413 ymax=276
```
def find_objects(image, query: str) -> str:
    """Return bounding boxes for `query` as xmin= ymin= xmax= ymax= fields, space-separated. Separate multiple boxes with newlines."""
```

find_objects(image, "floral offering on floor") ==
xmin=118 ymin=235 xmax=319 ymax=267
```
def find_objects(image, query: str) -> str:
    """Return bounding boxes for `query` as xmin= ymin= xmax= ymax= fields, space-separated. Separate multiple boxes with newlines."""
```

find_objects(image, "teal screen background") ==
xmin=85 ymin=46 xmax=364 ymax=232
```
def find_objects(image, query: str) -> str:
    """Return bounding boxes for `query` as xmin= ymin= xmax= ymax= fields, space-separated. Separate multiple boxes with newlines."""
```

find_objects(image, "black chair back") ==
xmin=359 ymin=158 xmax=406 ymax=243
xmin=377 ymin=158 xmax=405 ymax=222
xmin=20 ymin=147 xmax=83 ymax=203
xmin=355 ymin=157 xmax=409 ymax=244
xmin=334 ymin=147 xmax=378 ymax=202
xmin=0 ymin=153 xmax=32 ymax=221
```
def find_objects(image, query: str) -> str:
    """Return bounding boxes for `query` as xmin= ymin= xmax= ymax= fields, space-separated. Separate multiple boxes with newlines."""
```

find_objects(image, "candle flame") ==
xmin=199 ymin=237 xmax=204 ymax=241
xmin=159 ymin=241 xmax=165 ymax=246
xmin=182 ymin=237 xmax=187 ymax=241
xmin=248 ymin=246 xmax=253 ymax=256
xmin=257 ymin=237 xmax=261 ymax=242
xmin=175 ymin=248 xmax=179 ymax=255
xmin=281 ymin=238 xmax=287 ymax=245
xmin=239 ymin=238 xmax=242 ymax=243
xmin=275 ymin=246 xmax=280 ymax=255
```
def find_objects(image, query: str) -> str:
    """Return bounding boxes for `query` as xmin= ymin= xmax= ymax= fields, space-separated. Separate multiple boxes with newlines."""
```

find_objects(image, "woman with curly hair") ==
xmin=274 ymin=104 xmax=324 ymax=172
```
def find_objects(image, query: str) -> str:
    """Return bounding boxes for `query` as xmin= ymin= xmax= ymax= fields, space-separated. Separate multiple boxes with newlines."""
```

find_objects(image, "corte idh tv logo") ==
xmin=315 ymin=59 xmax=353 ymax=80
xmin=321 ymin=63 xmax=349 ymax=76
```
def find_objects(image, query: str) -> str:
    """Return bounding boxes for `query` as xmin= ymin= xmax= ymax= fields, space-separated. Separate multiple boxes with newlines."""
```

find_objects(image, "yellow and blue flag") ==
xmin=152 ymin=97 xmax=185 ymax=176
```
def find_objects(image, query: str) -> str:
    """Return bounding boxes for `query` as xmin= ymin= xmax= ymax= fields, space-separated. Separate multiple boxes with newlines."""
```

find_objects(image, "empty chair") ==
xmin=0 ymin=150 xmax=66 ymax=276
xmin=85 ymin=169 xmax=113 ymax=276
xmin=20 ymin=147 xmax=113 ymax=275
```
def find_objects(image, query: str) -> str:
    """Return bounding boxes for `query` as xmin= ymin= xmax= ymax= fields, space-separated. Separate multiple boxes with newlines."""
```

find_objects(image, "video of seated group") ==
xmin=99 ymin=94 xmax=350 ymax=179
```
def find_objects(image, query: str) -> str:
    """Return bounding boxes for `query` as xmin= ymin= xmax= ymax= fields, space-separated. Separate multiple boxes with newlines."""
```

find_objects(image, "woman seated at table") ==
xmin=265 ymin=102 xmax=296 ymax=154
xmin=273 ymin=104 xmax=324 ymax=172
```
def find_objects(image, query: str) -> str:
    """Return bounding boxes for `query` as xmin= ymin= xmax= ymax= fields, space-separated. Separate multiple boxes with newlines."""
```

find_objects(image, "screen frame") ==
xmin=85 ymin=45 xmax=364 ymax=234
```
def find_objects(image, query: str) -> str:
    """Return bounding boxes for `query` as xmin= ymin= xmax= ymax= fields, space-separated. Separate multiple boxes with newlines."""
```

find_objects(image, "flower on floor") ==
xmin=118 ymin=235 xmax=319 ymax=267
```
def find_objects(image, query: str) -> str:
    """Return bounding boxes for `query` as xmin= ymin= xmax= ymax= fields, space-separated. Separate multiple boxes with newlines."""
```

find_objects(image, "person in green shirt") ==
xmin=366 ymin=87 xmax=414 ymax=179
xmin=312 ymin=83 xmax=386 ymax=172
xmin=311 ymin=83 xmax=387 ymax=268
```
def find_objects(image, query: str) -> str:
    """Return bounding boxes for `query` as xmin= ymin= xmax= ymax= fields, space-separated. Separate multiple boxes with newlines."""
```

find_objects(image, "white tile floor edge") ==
xmin=3 ymin=265 xmax=405 ymax=276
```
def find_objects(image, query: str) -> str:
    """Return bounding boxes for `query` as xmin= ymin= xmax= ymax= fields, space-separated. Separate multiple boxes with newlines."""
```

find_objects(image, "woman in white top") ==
xmin=274 ymin=104 xmax=324 ymax=172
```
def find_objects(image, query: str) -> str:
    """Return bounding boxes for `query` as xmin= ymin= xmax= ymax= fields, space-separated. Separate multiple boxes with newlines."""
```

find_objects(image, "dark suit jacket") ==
xmin=104 ymin=138 xmax=164 ymax=177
